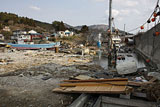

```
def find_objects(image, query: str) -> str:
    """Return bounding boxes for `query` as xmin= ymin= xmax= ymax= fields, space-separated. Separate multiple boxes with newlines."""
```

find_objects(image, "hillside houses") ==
xmin=0 ymin=34 xmax=4 ymax=41
xmin=11 ymin=30 xmax=43 ymax=44
xmin=3 ymin=26 xmax=11 ymax=32
xmin=51 ymin=30 xmax=74 ymax=38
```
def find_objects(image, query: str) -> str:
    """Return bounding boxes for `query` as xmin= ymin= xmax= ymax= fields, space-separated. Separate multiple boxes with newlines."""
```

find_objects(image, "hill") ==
xmin=74 ymin=24 xmax=131 ymax=36
xmin=0 ymin=12 xmax=55 ymax=32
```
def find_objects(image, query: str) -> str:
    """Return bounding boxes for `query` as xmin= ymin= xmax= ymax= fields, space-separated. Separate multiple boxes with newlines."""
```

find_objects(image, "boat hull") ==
xmin=8 ymin=42 xmax=60 ymax=50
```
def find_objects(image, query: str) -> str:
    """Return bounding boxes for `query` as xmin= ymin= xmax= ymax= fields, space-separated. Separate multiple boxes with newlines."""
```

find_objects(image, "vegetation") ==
xmin=0 ymin=12 xmax=36 ymax=27
xmin=0 ymin=12 xmax=57 ymax=32
xmin=52 ymin=21 xmax=66 ymax=32
xmin=0 ymin=12 xmax=83 ymax=41
xmin=0 ymin=23 xmax=3 ymax=30
xmin=80 ymin=25 xmax=89 ymax=33
xmin=1 ymin=31 xmax=12 ymax=40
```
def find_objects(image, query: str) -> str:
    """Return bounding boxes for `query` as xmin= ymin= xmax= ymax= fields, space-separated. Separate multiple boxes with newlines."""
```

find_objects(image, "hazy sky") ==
xmin=0 ymin=0 xmax=158 ymax=33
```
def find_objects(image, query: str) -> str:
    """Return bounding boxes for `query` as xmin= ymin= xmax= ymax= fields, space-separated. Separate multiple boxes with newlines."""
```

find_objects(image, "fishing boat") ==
xmin=8 ymin=42 xmax=60 ymax=50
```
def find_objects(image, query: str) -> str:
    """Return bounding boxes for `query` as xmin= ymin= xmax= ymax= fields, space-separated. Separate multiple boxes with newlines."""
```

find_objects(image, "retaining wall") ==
xmin=135 ymin=23 xmax=160 ymax=69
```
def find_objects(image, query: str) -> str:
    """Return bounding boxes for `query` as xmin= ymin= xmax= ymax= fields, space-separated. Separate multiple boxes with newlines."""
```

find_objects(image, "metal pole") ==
xmin=124 ymin=24 xmax=126 ymax=36
xmin=109 ymin=0 xmax=112 ymax=34
xmin=108 ymin=0 xmax=112 ymax=68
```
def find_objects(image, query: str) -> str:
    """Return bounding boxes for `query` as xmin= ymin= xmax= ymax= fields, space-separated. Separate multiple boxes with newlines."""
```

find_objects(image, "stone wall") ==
xmin=135 ymin=23 xmax=160 ymax=69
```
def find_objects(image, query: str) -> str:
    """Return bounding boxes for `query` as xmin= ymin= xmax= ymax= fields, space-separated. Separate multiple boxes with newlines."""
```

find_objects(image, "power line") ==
xmin=127 ymin=0 xmax=160 ymax=33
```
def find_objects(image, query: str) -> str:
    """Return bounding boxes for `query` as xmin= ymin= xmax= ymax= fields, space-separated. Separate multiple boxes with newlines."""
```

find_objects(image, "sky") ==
xmin=0 ymin=0 xmax=158 ymax=33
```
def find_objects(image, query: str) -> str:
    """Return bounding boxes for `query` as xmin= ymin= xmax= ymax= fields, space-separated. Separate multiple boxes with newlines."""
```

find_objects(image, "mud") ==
xmin=0 ymin=50 xmax=104 ymax=107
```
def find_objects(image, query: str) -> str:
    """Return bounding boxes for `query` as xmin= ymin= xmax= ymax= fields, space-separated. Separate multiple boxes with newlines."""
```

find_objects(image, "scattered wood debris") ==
xmin=69 ymin=75 xmax=94 ymax=80
xmin=53 ymin=78 xmax=133 ymax=94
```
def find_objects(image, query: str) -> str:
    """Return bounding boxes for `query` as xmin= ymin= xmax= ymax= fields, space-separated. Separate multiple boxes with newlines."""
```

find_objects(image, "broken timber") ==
xmin=53 ymin=78 xmax=133 ymax=94
xmin=63 ymin=78 xmax=128 ymax=82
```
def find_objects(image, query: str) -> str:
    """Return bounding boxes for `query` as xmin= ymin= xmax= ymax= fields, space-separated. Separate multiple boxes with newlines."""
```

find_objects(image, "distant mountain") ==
xmin=74 ymin=24 xmax=131 ymax=36
xmin=74 ymin=24 xmax=108 ymax=31
xmin=74 ymin=26 xmax=82 ymax=31
xmin=64 ymin=23 xmax=74 ymax=29
xmin=89 ymin=24 xmax=109 ymax=31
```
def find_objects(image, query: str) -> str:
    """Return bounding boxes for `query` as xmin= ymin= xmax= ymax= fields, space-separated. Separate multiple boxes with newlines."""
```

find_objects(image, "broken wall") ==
xmin=135 ymin=23 xmax=160 ymax=69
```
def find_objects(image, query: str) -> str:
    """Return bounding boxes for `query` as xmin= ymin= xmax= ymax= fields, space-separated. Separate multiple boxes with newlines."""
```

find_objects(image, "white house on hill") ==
xmin=57 ymin=30 xmax=74 ymax=38
xmin=28 ymin=30 xmax=37 ymax=34
xmin=0 ymin=34 xmax=4 ymax=40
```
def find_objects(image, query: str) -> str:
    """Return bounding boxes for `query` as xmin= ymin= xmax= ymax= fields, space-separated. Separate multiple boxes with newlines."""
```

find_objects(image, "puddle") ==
xmin=94 ymin=52 xmax=146 ymax=71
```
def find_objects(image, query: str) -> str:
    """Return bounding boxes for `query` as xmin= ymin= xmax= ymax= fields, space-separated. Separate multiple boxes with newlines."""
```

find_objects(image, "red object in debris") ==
xmin=155 ymin=32 xmax=160 ymax=36
xmin=117 ymin=57 xmax=121 ymax=60
xmin=140 ymin=26 xmax=144 ymax=29
xmin=154 ymin=13 xmax=157 ymax=17
xmin=112 ymin=61 xmax=116 ymax=64
xmin=108 ymin=29 xmax=111 ymax=33
xmin=146 ymin=59 xmax=150 ymax=63
xmin=152 ymin=18 xmax=156 ymax=22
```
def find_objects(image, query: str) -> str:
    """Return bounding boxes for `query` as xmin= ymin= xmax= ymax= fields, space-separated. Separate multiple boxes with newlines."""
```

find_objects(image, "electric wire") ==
xmin=127 ymin=0 xmax=160 ymax=33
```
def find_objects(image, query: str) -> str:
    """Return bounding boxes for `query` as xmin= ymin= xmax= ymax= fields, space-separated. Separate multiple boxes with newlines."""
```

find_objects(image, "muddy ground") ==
xmin=0 ymin=50 xmax=105 ymax=107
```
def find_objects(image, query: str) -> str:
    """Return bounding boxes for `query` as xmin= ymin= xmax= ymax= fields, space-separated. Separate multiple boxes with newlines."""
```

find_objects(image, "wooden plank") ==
xmin=60 ymin=81 xmax=128 ymax=87
xmin=53 ymin=87 xmax=73 ymax=93
xmin=110 ymin=86 xmax=127 ymax=93
xmin=53 ymin=85 xmax=128 ymax=94
xmin=101 ymin=96 xmax=157 ymax=107
xmin=63 ymin=78 xmax=128 ymax=82
xmin=96 ymin=85 xmax=112 ymax=92
xmin=71 ymin=75 xmax=94 ymax=80
xmin=149 ymin=77 xmax=157 ymax=82
xmin=128 ymin=81 xmax=152 ymax=86
xmin=83 ymin=86 xmax=98 ymax=92
xmin=72 ymin=86 xmax=85 ymax=91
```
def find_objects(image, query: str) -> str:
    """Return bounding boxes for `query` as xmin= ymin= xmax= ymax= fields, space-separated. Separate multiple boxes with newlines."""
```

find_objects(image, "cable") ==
xmin=127 ymin=26 xmax=141 ymax=33
xmin=127 ymin=0 xmax=160 ymax=33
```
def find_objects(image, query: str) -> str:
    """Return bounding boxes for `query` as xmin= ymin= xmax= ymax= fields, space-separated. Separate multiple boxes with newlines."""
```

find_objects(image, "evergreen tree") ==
xmin=52 ymin=21 xmax=66 ymax=31
xmin=81 ymin=25 xmax=89 ymax=33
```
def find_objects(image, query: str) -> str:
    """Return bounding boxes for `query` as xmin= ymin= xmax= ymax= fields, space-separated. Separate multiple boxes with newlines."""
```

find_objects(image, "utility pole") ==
xmin=124 ymin=24 xmax=126 ymax=36
xmin=108 ymin=0 xmax=112 ymax=68
xmin=109 ymin=0 xmax=112 ymax=34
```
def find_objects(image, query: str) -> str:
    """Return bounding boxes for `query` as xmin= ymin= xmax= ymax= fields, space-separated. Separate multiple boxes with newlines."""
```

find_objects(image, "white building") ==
xmin=0 ymin=34 xmax=4 ymax=40
xmin=11 ymin=30 xmax=28 ymax=40
xmin=58 ymin=30 xmax=74 ymax=38
xmin=3 ymin=26 xmax=11 ymax=32
xmin=111 ymin=35 xmax=122 ymax=48
xmin=28 ymin=30 xmax=37 ymax=34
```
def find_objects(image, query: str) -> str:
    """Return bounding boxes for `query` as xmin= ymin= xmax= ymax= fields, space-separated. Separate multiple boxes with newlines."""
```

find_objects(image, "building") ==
xmin=125 ymin=35 xmax=135 ymax=45
xmin=0 ymin=34 xmax=4 ymax=40
xmin=50 ymin=33 xmax=58 ymax=37
xmin=11 ymin=30 xmax=43 ymax=43
xmin=28 ymin=30 xmax=37 ymax=34
xmin=3 ymin=26 xmax=11 ymax=32
xmin=11 ymin=30 xmax=28 ymax=40
xmin=57 ymin=30 xmax=74 ymax=38
xmin=28 ymin=30 xmax=43 ymax=41
xmin=111 ymin=34 xmax=123 ymax=48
